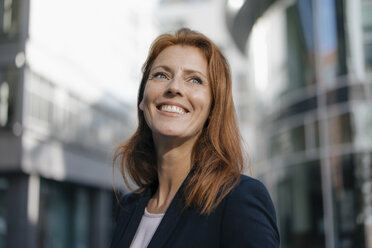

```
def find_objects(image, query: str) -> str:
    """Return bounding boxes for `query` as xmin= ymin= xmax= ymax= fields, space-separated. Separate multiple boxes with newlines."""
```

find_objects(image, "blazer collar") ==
xmin=118 ymin=188 xmax=153 ymax=248
xmin=147 ymin=181 xmax=185 ymax=248
xmin=117 ymin=170 xmax=193 ymax=248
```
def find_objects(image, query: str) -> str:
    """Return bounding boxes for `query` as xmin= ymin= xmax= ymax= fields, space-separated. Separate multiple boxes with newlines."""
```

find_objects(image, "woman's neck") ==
xmin=147 ymin=136 xmax=195 ymax=214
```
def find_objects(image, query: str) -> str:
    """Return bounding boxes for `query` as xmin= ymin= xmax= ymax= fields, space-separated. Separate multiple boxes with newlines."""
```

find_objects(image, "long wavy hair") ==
xmin=114 ymin=28 xmax=244 ymax=215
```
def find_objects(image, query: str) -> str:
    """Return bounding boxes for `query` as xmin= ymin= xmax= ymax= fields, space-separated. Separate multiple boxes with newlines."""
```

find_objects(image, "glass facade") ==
xmin=330 ymin=153 xmax=365 ymax=247
xmin=362 ymin=0 xmax=372 ymax=72
xmin=284 ymin=3 xmax=315 ymax=99
xmin=0 ymin=0 xmax=130 ymax=247
xmin=37 ymin=179 xmax=91 ymax=248
xmin=276 ymin=161 xmax=324 ymax=247
xmin=245 ymin=0 xmax=372 ymax=247
xmin=36 ymin=178 xmax=119 ymax=248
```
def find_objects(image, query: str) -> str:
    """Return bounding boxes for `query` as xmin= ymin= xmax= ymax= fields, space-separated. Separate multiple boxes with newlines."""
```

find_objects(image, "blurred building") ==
xmin=227 ymin=0 xmax=372 ymax=247
xmin=0 ymin=0 xmax=156 ymax=247
xmin=3 ymin=0 xmax=372 ymax=248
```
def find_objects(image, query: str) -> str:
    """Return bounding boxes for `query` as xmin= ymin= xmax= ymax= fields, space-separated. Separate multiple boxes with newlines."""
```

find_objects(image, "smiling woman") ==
xmin=139 ymin=45 xmax=211 ymax=141
xmin=111 ymin=28 xmax=280 ymax=248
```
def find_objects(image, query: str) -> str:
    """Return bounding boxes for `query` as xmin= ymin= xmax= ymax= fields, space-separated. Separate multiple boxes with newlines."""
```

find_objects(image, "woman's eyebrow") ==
xmin=150 ymin=65 xmax=172 ymax=72
xmin=184 ymin=69 xmax=207 ymax=77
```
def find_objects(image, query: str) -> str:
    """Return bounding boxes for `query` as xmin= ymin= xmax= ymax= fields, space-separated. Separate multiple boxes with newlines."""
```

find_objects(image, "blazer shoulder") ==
xmin=230 ymin=175 xmax=272 ymax=201
xmin=227 ymin=174 xmax=277 ymax=222
xmin=221 ymin=174 xmax=280 ymax=247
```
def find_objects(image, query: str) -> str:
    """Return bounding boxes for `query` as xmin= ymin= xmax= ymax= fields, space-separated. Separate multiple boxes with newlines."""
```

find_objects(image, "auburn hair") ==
xmin=114 ymin=28 xmax=244 ymax=215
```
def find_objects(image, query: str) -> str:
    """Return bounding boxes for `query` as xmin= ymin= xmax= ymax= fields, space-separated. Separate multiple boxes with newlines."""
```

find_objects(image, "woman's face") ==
xmin=140 ymin=45 xmax=212 ymax=143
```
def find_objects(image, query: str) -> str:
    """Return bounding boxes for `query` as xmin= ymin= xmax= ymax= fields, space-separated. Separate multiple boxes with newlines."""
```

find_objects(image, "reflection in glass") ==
xmin=284 ymin=4 xmax=313 ymax=97
xmin=271 ymin=125 xmax=306 ymax=156
xmin=37 ymin=179 xmax=90 ymax=248
xmin=277 ymin=161 xmax=325 ymax=248
xmin=328 ymin=113 xmax=353 ymax=146
xmin=354 ymin=105 xmax=372 ymax=147
xmin=362 ymin=0 xmax=372 ymax=72
xmin=330 ymin=154 xmax=365 ymax=247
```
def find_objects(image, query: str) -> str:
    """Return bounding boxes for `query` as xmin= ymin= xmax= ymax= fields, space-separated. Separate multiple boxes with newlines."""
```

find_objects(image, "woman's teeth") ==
xmin=160 ymin=105 xmax=186 ymax=114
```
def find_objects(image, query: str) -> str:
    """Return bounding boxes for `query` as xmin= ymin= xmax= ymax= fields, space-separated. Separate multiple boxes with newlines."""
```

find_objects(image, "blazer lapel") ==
xmin=116 ymin=190 xmax=152 ymax=248
xmin=115 ymin=170 xmax=194 ymax=248
xmin=147 ymin=178 xmax=187 ymax=248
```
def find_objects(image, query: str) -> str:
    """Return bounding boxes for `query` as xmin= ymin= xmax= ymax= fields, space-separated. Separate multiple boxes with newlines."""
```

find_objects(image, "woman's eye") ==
xmin=190 ymin=77 xmax=202 ymax=84
xmin=153 ymin=72 xmax=167 ymax=79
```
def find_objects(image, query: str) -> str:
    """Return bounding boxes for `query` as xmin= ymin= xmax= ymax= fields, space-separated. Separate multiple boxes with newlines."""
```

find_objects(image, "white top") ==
xmin=130 ymin=208 xmax=165 ymax=248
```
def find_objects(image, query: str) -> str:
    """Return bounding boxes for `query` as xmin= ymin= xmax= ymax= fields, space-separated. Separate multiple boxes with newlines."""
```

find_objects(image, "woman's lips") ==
xmin=156 ymin=102 xmax=189 ymax=114
xmin=159 ymin=105 xmax=186 ymax=114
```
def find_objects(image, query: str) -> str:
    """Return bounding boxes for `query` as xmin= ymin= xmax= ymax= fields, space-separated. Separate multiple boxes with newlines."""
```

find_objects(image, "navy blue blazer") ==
xmin=110 ymin=175 xmax=280 ymax=248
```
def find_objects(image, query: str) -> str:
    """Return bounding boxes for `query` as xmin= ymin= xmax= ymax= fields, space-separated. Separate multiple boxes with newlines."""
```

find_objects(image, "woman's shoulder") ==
xmin=228 ymin=174 xmax=272 ymax=202
xmin=224 ymin=174 xmax=277 ymax=216
xmin=221 ymin=174 xmax=280 ymax=247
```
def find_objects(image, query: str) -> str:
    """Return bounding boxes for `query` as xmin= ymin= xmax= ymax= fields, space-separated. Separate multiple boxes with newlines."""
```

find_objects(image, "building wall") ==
xmin=0 ymin=0 xmax=157 ymax=247
xmin=240 ymin=0 xmax=372 ymax=247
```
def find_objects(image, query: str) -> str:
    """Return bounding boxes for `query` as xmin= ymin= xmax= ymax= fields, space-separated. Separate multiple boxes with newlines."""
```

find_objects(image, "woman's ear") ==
xmin=139 ymin=100 xmax=144 ymax=111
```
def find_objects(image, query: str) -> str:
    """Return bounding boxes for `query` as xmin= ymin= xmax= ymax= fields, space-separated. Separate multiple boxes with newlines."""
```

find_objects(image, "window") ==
xmin=284 ymin=5 xmax=313 ymax=96
xmin=330 ymin=153 xmax=366 ymax=247
xmin=37 ymin=179 xmax=91 ymax=248
xmin=276 ymin=161 xmax=325 ymax=247
xmin=328 ymin=112 xmax=353 ymax=145
xmin=24 ymin=69 xmax=130 ymax=153
xmin=362 ymin=0 xmax=372 ymax=72
xmin=270 ymin=125 xmax=306 ymax=157
xmin=354 ymin=104 xmax=372 ymax=147
xmin=0 ymin=82 xmax=9 ymax=127
xmin=0 ymin=0 xmax=20 ymax=41
xmin=0 ymin=67 xmax=19 ymax=129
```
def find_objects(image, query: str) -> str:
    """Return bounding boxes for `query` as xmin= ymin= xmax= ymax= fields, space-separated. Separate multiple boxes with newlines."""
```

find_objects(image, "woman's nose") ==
xmin=166 ymin=76 xmax=183 ymax=96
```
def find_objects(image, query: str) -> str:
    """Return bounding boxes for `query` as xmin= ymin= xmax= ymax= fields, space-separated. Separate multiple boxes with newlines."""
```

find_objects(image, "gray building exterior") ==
xmin=0 ymin=0 xmax=131 ymax=247
xmin=227 ymin=0 xmax=372 ymax=247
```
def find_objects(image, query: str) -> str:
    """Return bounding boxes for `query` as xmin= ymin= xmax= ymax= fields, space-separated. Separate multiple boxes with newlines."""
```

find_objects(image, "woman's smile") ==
xmin=157 ymin=102 xmax=189 ymax=115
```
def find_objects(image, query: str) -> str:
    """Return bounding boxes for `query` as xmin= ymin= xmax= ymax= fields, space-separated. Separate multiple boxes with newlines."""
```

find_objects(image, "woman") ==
xmin=111 ymin=28 xmax=280 ymax=248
